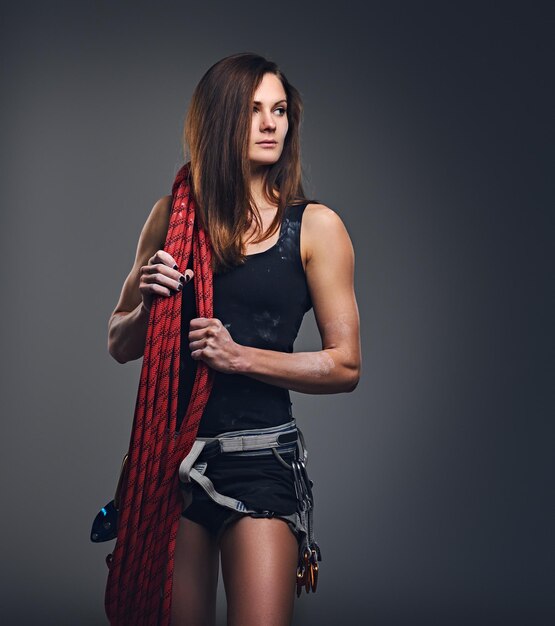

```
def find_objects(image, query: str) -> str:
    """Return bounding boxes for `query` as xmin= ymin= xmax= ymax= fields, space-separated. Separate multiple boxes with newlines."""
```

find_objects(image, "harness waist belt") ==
xmin=193 ymin=423 xmax=299 ymax=461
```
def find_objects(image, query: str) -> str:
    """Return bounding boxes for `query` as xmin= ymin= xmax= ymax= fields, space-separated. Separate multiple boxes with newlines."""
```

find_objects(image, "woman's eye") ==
xmin=252 ymin=107 xmax=287 ymax=115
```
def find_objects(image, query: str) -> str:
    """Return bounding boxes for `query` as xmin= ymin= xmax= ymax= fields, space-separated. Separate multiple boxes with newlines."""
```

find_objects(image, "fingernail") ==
xmin=173 ymin=263 xmax=178 ymax=270
xmin=177 ymin=283 xmax=183 ymax=291
xmin=185 ymin=274 xmax=191 ymax=283
xmin=179 ymin=274 xmax=185 ymax=283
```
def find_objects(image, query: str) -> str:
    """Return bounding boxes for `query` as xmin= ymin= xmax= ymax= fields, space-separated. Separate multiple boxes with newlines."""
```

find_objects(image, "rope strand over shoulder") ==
xmin=104 ymin=162 xmax=215 ymax=625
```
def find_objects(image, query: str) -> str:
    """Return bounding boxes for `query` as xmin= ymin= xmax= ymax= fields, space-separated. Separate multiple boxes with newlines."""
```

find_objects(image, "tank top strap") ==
xmin=278 ymin=202 xmax=309 ymax=270
xmin=285 ymin=202 xmax=309 ymax=227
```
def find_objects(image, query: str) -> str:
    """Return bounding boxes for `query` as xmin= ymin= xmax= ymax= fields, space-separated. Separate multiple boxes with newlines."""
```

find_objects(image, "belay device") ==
xmin=90 ymin=453 xmax=129 ymax=544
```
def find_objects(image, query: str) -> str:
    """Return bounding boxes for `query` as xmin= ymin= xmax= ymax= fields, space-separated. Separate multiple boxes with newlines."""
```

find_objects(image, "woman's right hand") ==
xmin=139 ymin=250 xmax=194 ymax=313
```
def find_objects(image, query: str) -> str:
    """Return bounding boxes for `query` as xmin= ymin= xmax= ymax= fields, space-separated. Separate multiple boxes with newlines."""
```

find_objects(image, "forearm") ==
xmin=107 ymin=303 xmax=151 ymax=364
xmin=234 ymin=345 xmax=359 ymax=394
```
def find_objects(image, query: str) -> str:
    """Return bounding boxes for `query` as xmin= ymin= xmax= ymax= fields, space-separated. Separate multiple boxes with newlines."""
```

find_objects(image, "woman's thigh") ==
xmin=171 ymin=515 xmax=220 ymax=626
xmin=219 ymin=515 xmax=299 ymax=626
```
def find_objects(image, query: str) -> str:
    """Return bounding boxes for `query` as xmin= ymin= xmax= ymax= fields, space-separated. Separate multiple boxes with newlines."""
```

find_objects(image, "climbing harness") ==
xmin=178 ymin=419 xmax=322 ymax=595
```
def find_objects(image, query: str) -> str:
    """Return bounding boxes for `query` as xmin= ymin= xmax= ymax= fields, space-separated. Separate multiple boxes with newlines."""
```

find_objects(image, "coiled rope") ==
xmin=104 ymin=162 xmax=214 ymax=625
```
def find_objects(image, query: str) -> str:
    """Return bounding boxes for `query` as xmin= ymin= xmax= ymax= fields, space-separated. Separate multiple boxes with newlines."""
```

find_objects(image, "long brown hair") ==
xmin=183 ymin=52 xmax=318 ymax=273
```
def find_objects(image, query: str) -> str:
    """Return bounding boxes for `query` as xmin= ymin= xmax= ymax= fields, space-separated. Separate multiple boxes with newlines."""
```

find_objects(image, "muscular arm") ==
xmin=107 ymin=195 xmax=172 ymax=363
xmin=233 ymin=205 xmax=361 ymax=394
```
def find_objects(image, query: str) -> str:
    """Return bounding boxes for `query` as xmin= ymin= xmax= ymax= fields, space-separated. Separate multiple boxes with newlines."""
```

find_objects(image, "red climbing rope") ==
xmin=104 ymin=162 xmax=215 ymax=625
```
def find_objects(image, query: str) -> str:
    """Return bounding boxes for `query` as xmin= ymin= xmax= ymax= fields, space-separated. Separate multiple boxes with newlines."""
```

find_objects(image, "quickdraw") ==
xmin=290 ymin=455 xmax=322 ymax=596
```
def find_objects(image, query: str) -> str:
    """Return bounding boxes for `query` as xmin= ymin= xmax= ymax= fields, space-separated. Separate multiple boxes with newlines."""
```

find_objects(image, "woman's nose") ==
xmin=260 ymin=111 xmax=276 ymax=130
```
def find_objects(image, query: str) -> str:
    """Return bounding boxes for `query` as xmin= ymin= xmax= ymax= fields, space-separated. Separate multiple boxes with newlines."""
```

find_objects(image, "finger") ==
xmin=189 ymin=338 xmax=208 ymax=352
xmin=146 ymin=254 xmax=193 ymax=285
xmin=141 ymin=283 xmax=174 ymax=298
xmin=149 ymin=249 xmax=178 ymax=269
xmin=141 ymin=263 xmax=187 ymax=291
xmin=188 ymin=329 xmax=205 ymax=342
xmin=141 ymin=271 xmax=183 ymax=294
xmin=189 ymin=317 xmax=211 ymax=330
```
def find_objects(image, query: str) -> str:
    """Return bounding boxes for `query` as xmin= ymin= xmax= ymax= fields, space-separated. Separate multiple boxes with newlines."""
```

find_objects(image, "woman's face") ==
xmin=248 ymin=72 xmax=289 ymax=171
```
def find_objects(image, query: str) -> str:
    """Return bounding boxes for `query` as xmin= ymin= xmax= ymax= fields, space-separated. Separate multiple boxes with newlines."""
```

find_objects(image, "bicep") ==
xmin=110 ymin=195 xmax=172 ymax=317
xmin=305 ymin=207 xmax=360 ymax=363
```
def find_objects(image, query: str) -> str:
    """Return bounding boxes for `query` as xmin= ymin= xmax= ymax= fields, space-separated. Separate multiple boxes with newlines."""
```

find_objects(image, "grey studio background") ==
xmin=1 ymin=2 xmax=553 ymax=625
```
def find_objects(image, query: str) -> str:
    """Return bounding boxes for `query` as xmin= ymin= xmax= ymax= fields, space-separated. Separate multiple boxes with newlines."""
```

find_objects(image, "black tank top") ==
xmin=176 ymin=202 xmax=312 ymax=436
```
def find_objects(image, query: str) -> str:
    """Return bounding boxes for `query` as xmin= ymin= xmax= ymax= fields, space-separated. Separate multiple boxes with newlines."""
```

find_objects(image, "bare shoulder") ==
xmin=139 ymin=194 xmax=173 ymax=256
xmin=110 ymin=194 xmax=173 ymax=316
xmin=302 ymin=202 xmax=354 ymax=269
xmin=304 ymin=201 xmax=347 ymax=229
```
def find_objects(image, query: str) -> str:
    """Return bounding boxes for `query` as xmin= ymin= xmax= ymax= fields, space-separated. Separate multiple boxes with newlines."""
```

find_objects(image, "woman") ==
xmin=107 ymin=53 xmax=361 ymax=626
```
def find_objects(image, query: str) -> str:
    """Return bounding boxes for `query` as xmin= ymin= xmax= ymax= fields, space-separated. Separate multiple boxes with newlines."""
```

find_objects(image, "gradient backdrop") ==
xmin=1 ymin=2 xmax=553 ymax=625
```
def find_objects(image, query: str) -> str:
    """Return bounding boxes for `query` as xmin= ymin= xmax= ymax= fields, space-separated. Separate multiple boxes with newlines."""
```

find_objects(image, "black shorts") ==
xmin=180 ymin=448 xmax=302 ymax=544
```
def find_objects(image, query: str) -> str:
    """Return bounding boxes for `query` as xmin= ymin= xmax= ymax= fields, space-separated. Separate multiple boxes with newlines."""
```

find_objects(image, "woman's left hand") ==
xmin=188 ymin=317 xmax=244 ymax=373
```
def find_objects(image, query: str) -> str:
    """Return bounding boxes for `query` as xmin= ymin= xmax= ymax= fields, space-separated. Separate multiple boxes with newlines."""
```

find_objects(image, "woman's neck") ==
xmin=249 ymin=171 xmax=278 ymax=210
